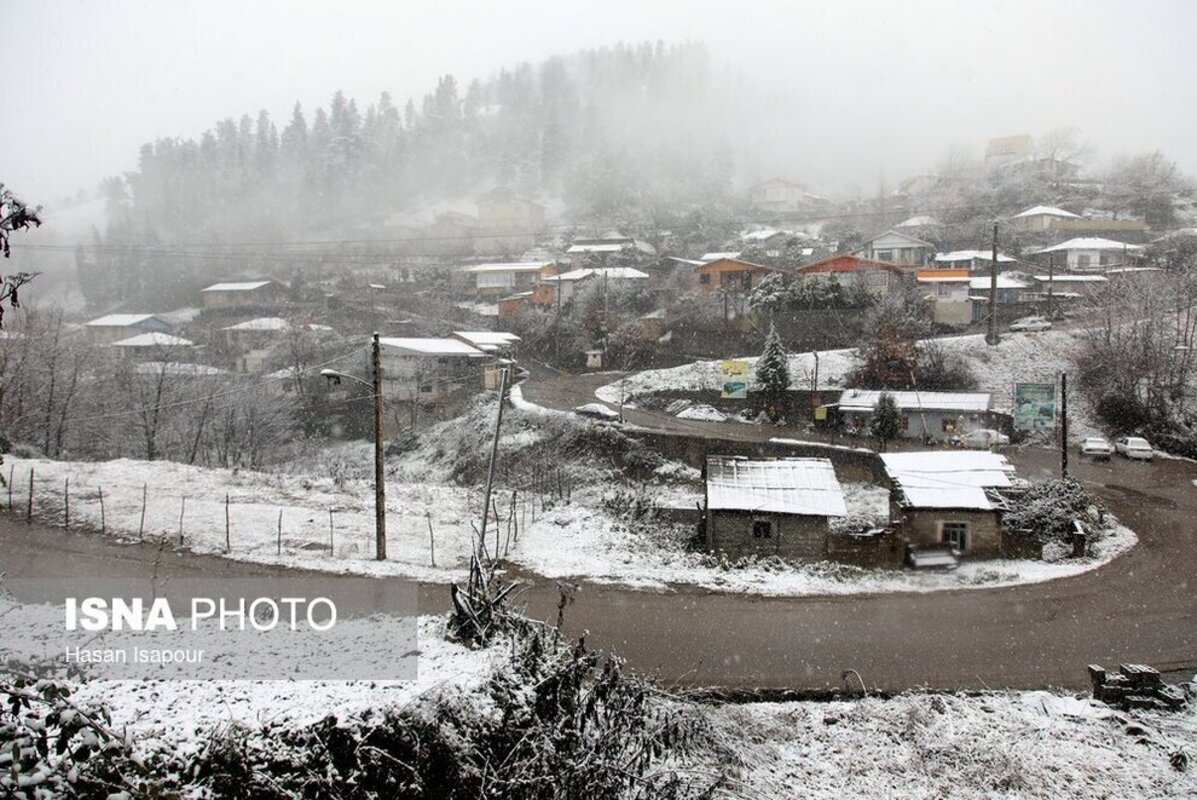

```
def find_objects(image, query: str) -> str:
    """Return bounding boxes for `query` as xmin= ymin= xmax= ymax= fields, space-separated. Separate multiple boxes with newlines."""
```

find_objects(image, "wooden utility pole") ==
xmin=986 ymin=221 xmax=1000 ymax=345
xmin=372 ymin=332 xmax=387 ymax=561
xmin=1060 ymin=371 xmax=1069 ymax=479
xmin=478 ymin=366 xmax=509 ymax=561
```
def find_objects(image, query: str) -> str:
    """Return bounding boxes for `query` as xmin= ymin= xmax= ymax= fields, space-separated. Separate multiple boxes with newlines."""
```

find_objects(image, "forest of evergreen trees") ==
xmin=82 ymin=42 xmax=736 ymax=308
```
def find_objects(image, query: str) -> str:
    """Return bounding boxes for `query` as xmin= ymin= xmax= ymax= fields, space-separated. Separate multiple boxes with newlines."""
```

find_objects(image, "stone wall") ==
xmin=900 ymin=509 xmax=1003 ymax=557
xmin=707 ymin=509 xmax=830 ymax=560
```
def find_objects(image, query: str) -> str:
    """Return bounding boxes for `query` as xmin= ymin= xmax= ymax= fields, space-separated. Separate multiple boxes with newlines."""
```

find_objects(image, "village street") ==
xmin=4 ymin=412 xmax=1196 ymax=692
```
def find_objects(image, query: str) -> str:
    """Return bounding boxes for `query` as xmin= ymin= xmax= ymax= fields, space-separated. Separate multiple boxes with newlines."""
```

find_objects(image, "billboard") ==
xmin=720 ymin=360 xmax=750 ymax=399
xmin=1013 ymin=382 xmax=1056 ymax=432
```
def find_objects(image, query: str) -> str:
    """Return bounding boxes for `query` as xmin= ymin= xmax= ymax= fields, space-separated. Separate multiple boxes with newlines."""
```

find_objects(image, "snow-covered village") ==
xmin=3 ymin=2 xmax=1197 ymax=797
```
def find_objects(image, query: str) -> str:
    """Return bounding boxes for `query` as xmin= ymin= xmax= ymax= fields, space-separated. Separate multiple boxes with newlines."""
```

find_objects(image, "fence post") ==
xmin=178 ymin=496 xmax=186 ymax=545
xmin=7 ymin=463 xmax=13 ymax=515
xmin=138 ymin=484 xmax=147 ymax=541
xmin=98 ymin=487 xmax=106 ymax=535
xmin=277 ymin=510 xmax=282 ymax=556
xmin=26 ymin=467 xmax=33 ymax=524
xmin=224 ymin=493 xmax=231 ymax=553
xmin=427 ymin=511 xmax=435 ymax=567
xmin=64 ymin=479 xmax=70 ymax=531
xmin=328 ymin=508 xmax=335 ymax=557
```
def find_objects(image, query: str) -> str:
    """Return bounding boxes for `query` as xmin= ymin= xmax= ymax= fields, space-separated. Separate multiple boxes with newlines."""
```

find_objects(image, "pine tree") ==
xmin=870 ymin=391 xmax=901 ymax=451
xmin=755 ymin=323 xmax=790 ymax=422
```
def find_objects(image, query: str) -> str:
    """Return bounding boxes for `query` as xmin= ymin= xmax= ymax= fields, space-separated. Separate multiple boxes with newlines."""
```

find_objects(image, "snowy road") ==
xmin=4 ymin=439 xmax=1196 ymax=693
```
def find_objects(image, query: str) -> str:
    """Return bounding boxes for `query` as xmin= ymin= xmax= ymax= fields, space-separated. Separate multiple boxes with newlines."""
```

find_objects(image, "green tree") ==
xmin=754 ymin=323 xmax=790 ymax=421
xmin=870 ymin=391 xmax=901 ymax=451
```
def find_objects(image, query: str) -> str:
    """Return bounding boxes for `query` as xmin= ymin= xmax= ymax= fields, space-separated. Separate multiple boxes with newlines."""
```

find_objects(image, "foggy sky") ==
xmin=4 ymin=0 xmax=1196 ymax=206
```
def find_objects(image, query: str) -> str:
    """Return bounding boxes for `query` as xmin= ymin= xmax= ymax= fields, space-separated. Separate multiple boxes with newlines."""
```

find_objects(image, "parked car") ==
xmin=1010 ymin=316 xmax=1052 ymax=332
xmin=573 ymin=403 xmax=620 ymax=421
xmin=1080 ymin=437 xmax=1115 ymax=461
xmin=951 ymin=429 xmax=1010 ymax=448
xmin=1114 ymin=436 xmax=1154 ymax=460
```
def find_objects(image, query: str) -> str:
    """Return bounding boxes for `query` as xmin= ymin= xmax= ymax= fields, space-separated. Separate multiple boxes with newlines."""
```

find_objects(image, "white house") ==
xmin=85 ymin=314 xmax=172 ymax=345
xmin=933 ymin=250 xmax=1018 ymax=271
xmin=1011 ymin=205 xmax=1081 ymax=232
xmin=377 ymin=337 xmax=488 ymax=402
xmin=538 ymin=266 xmax=650 ymax=304
xmin=451 ymin=331 xmax=521 ymax=355
xmin=1034 ymin=237 xmax=1145 ymax=272
xmin=200 ymin=280 xmax=287 ymax=311
xmin=110 ymin=332 xmax=195 ymax=360
xmin=916 ymin=269 xmax=972 ymax=326
xmin=461 ymin=261 xmax=556 ymax=297
xmin=857 ymin=230 xmax=935 ymax=269
xmin=838 ymin=389 xmax=996 ymax=442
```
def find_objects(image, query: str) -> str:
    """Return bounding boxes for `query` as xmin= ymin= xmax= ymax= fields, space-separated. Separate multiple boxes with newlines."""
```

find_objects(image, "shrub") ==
xmin=1004 ymin=479 xmax=1102 ymax=544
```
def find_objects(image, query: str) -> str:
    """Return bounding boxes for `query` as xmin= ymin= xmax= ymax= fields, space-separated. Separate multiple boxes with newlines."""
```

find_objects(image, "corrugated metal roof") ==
xmin=706 ymin=457 xmax=846 ymax=517
xmin=85 ymin=313 xmax=161 ymax=327
xmin=881 ymin=451 xmax=1015 ymax=511
xmin=111 ymin=332 xmax=194 ymax=348
xmin=460 ymin=262 xmax=552 ymax=273
xmin=838 ymin=389 xmax=992 ymax=413
xmin=222 ymin=317 xmax=290 ymax=331
xmin=378 ymin=337 xmax=486 ymax=357
xmin=1036 ymin=237 xmax=1145 ymax=254
xmin=452 ymin=331 xmax=521 ymax=346
xmin=202 ymin=281 xmax=275 ymax=292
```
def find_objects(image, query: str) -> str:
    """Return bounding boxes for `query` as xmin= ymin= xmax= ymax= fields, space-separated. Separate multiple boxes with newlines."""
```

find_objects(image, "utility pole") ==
xmin=372 ymin=332 xmax=387 ymax=561
xmin=1060 ymin=371 xmax=1069 ymax=480
xmin=478 ymin=366 xmax=509 ymax=562
xmin=1047 ymin=251 xmax=1056 ymax=320
xmin=986 ymin=221 xmax=1000 ymax=345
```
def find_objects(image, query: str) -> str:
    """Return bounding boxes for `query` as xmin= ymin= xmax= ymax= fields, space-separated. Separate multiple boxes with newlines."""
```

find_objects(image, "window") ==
xmin=866 ymin=271 xmax=888 ymax=286
xmin=936 ymin=284 xmax=953 ymax=297
xmin=942 ymin=521 xmax=969 ymax=551
xmin=876 ymin=249 xmax=893 ymax=262
xmin=1076 ymin=254 xmax=1091 ymax=269
xmin=699 ymin=273 xmax=711 ymax=284
xmin=752 ymin=519 xmax=773 ymax=539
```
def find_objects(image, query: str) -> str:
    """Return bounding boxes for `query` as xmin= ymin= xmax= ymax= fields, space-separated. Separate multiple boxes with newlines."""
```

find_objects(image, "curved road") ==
xmin=3 ymin=368 xmax=1196 ymax=691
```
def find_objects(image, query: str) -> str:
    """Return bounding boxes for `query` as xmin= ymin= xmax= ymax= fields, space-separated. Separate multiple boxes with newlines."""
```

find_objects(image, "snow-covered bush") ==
xmin=1004 ymin=479 xmax=1103 ymax=545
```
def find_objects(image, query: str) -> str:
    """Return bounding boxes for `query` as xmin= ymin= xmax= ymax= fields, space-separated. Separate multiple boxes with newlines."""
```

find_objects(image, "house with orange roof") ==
xmin=793 ymin=254 xmax=905 ymax=297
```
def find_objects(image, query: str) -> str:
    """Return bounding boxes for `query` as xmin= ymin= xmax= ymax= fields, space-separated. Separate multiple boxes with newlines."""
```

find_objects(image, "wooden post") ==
xmin=478 ymin=367 xmax=509 ymax=561
xmin=492 ymin=498 xmax=501 ymax=561
xmin=277 ymin=510 xmax=283 ymax=556
xmin=178 ymin=496 xmax=186 ymax=545
xmin=7 ymin=464 xmax=13 ymax=515
xmin=986 ymin=221 xmax=1000 ymax=346
xmin=328 ymin=508 xmax=335 ymax=556
xmin=26 ymin=467 xmax=33 ymax=524
xmin=371 ymin=332 xmax=387 ymax=561
xmin=138 ymin=484 xmax=147 ymax=541
xmin=98 ymin=487 xmax=105 ymax=535
xmin=64 ymin=479 xmax=69 ymax=531
xmin=1061 ymin=371 xmax=1069 ymax=479
xmin=426 ymin=512 xmax=436 ymax=567
xmin=224 ymin=493 xmax=231 ymax=553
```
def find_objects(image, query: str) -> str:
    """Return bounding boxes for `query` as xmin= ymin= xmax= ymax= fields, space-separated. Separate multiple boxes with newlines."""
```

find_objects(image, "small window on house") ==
xmin=877 ymin=250 xmax=893 ymax=262
xmin=867 ymin=271 xmax=888 ymax=286
xmin=936 ymin=284 xmax=952 ymax=297
xmin=1076 ymin=254 xmax=1091 ymax=269
xmin=942 ymin=521 xmax=969 ymax=551
xmin=699 ymin=273 xmax=711 ymax=284
xmin=752 ymin=519 xmax=773 ymax=539
xmin=898 ymin=415 xmax=909 ymax=431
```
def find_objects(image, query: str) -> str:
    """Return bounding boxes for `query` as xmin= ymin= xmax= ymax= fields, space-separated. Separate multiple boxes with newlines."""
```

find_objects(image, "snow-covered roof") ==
xmin=1104 ymin=267 xmax=1164 ymax=276
xmin=1029 ymin=274 xmax=1108 ymax=283
xmin=452 ymin=331 xmax=522 ymax=347
xmin=461 ymin=262 xmax=552 ymax=273
xmin=566 ymin=243 xmax=623 ymax=254
xmin=85 ymin=313 xmax=163 ymax=328
xmin=935 ymin=250 xmax=1016 ymax=263
xmin=838 ymin=389 xmax=992 ymax=414
xmin=201 ymin=281 xmax=275 ymax=292
xmin=546 ymin=267 xmax=650 ymax=282
xmin=969 ymin=276 xmax=1029 ymax=290
xmin=378 ymin=337 xmax=487 ymax=357
xmin=1036 ymin=238 xmax=1145 ymax=254
xmin=881 ymin=451 xmax=1015 ymax=510
xmin=1013 ymin=205 xmax=1081 ymax=220
xmin=134 ymin=361 xmax=227 ymax=377
xmin=741 ymin=228 xmax=785 ymax=241
xmin=706 ymin=457 xmax=847 ymax=517
xmin=222 ymin=317 xmax=289 ymax=332
xmin=700 ymin=251 xmax=742 ymax=262
xmin=111 ymin=332 xmax=194 ymax=348
xmin=895 ymin=215 xmax=942 ymax=228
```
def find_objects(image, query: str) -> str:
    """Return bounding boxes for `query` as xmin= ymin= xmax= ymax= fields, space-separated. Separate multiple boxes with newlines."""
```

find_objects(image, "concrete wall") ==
xmin=707 ymin=509 xmax=829 ymax=560
xmin=900 ymin=508 xmax=1003 ymax=557
xmin=825 ymin=529 xmax=905 ymax=568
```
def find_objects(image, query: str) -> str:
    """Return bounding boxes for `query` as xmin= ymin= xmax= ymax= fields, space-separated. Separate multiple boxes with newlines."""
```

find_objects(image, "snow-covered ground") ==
xmin=702 ymin=691 xmax=1197 ymax=799
xmin=596 ymin=329 xmax=1103 ymax=437
xmin=6 ymin=456 xmax=1138 ymax=597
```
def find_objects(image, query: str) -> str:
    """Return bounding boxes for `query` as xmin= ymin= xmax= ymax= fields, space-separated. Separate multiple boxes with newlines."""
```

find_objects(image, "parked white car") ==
xmin=1010 ymin=316 xmax=1052 ymax=332
xmin=1114 ymin=436 xmax=1154 ymax=460
xmin=573 ymin=403 xmax=621 ymax=421
xmin=952 ymin=429 xmax=1010 ymax=448
xmin=1080 ymin=437 xmax=1115 ymax=461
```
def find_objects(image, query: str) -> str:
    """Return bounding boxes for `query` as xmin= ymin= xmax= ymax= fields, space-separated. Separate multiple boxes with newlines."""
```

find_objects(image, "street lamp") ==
xmin=321 ymin=332 xmax=387 ymax=560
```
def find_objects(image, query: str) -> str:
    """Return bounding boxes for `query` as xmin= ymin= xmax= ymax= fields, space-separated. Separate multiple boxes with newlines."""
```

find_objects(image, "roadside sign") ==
xmin=1013 ymin=382 xmax=1056 ymax=432
xmin=720 ymin=360 xmax=749 ymax=399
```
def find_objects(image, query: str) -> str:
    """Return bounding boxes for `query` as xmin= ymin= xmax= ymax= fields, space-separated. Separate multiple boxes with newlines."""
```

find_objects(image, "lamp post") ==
xmin=321 ymin=332 xmax=387 ymax=560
